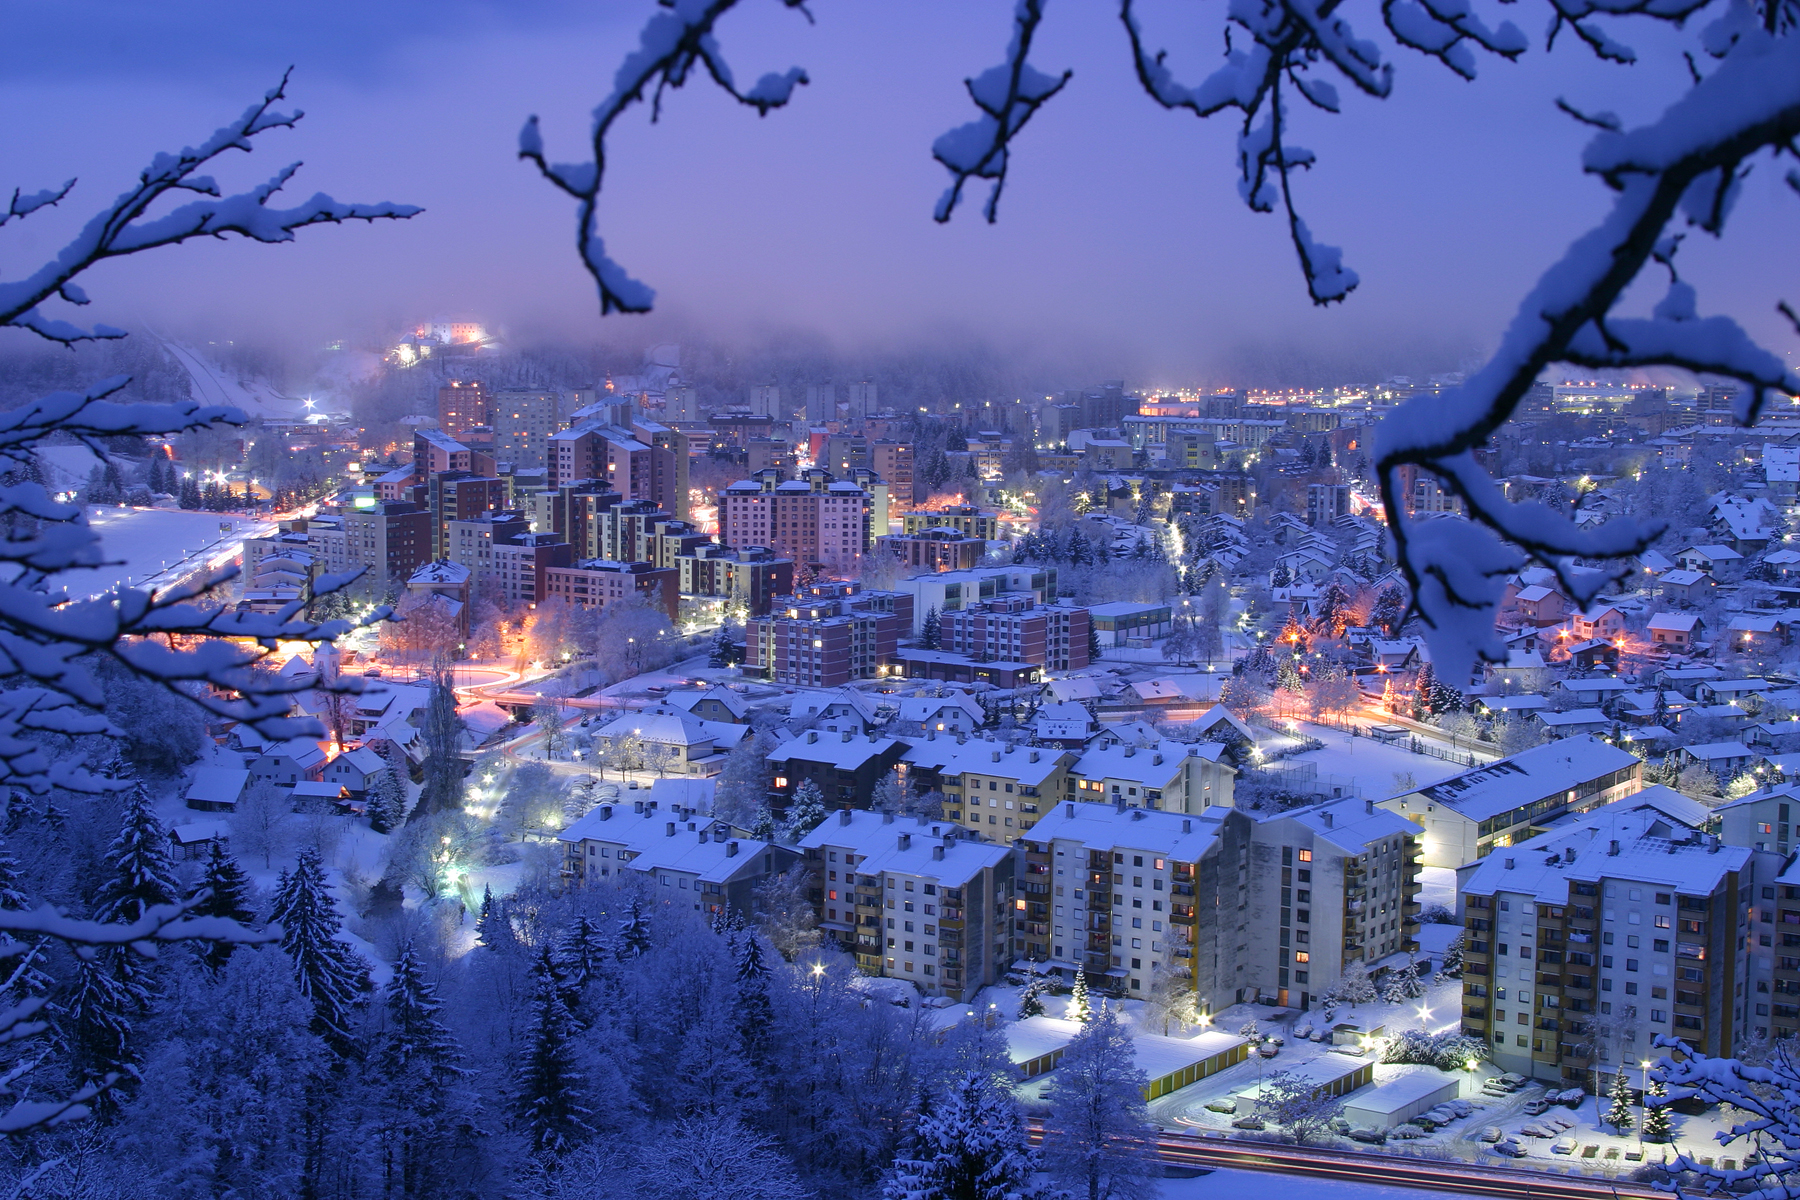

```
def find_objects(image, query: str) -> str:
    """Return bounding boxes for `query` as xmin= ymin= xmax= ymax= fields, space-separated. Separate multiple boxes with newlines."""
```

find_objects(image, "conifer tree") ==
xmin=1041 ymin=1005 xmax=1158 ymax=1200
xmin=476 ymin=884 xmax=498 ymax=943
xmin=514 ymin=946 xmax=592 ymax=1157
xmin=1017 ymin=969 xmax=1048 ymax=1019
xmin=378 ymin=941 xmax=465 ymax=1081
xmin=782 ymin=779 xmax=827 ymax=843
xmin=0 ymin=834 xmax=48 ymax=1001
xmin=93 ymin=784 xmax=181 ymax=924
xmin=921 ymin=606 xmax=942 ymax=650
xmin=270 ymin=848 xmax=370 ymax=1054
xmin=751 ymin=801 xmax=777 ymax=843
xmin=1068 ymin=967 xmax=1092 ymax=1023
xmin=882 ymin=1070 xmax=1043 ymax=1200
xmin=187 ymin=842 xmax=257 ymax=971
xmin=553 ymin=916 xmax=608 ymax=999
xmin=617 ymin=898 xmax=652 ymax=958
xmin=1606 ymin=1068 xmax=1635 ymax=1134
xmin=64 ymin=949 xmax=142 ymax=1096
xmin=1641 ymin=1075 xmax=1672 ymax=1143
xmin=367 ymin=767 xmax=407 ymax=834
xmin=733 ymin=928 xmax=775 ymax=1066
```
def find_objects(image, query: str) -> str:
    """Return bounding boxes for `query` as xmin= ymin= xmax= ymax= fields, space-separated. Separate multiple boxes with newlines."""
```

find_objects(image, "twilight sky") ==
xmin=0 ymin=0 xmax=1792 ymax=387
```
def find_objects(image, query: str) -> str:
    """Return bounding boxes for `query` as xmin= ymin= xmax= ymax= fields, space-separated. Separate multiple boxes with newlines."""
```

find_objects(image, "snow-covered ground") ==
xmin=1163 ymin=1168 xmax=1488 ymax=1200
xmin=79 ymin=506 xmax=266 ymax=597
xmin=1272 ymin=721 xmax=1464 ymax=802
xmin=160 ymin=340 xmax=322 ymax=420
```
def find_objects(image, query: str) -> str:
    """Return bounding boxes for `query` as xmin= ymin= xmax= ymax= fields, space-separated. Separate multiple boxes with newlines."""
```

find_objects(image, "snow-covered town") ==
xmin=2 ymin=4 xmax=1799 ymax=1200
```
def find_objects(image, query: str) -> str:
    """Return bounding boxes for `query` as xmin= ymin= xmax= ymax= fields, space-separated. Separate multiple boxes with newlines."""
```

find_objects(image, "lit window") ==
xmin=1294 ymin=951 xmax=1310 ymax=963
xmin=1298 ymin=850 xmax=1313 ymax=862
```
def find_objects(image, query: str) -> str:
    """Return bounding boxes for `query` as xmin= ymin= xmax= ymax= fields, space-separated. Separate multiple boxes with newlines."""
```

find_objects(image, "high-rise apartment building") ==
xmin=748 ymin=383 xmax=782 ymax=417
xmin=677 ymin=545 xmax=794 ymax=616
xmin=806 ymin=382 xmax=836 ymax=423
xmin=871 ymin=441 xmax=914 ymax=511
xmin=438 ymin=381 xmax=490 ymax=436
xmin=719 ymin=470 xmax=872 ymax=570
xmin=428 ymin=473 xmax=507 ymax=562
xmin=548 ymin=420 xmax=688 ymax=518
xmin=491 ymin=388 xmax=564 ymax=469
xmin=542 ymin=560 xmax=679 ymax=621
xmin=844 ymin=380 xmax=878 ymax=423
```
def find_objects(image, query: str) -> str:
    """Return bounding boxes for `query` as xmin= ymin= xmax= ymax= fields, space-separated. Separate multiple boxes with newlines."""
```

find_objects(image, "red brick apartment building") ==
xmin=745 ymin=582 xmax=912 ymax=687
xmin=939 ymin=595 xmax=1092 ymax=671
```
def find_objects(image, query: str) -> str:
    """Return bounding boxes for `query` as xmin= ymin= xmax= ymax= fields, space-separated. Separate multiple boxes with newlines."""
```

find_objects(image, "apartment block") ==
xmin=744 ymin=582 xmax=909 ymax=687
xmin=800 ymin=809 xmax=1013 ymax=1001
xmin=902 ymin=504 xmax=1001 ymax=542
xmin=677 ymin=544 xmax=794 ymax=616
xmin=438 ymin=381 xmax=490 ymax=436
xmin=548 ymin=420 xmax=688 ymax=518
xmin=1243 ymin=798 xmax=1424 ymax=1009
xmin=896 ymin=565 xmax=1058 ymax=636
xmin=427 ymin=473 xmax=508 ymax=562
xmin=1066 ymin=733 xmax=1237 ymax=814
xmin=766 ymin=728 xmax=908 ymax=810
xmin=718 ymin=470 xmax=872 ymax=570
xmin=413 ymin=428 xmax=494 ymax=478
xmin=902 ymin=735 xmax=1075 ymax=837
xmin=1381 ymin=736 xmax=1643 ymax=868
xmin=491 ymin=388 xmax=564 ymax=469
xmin=875 ymin=529 xmax=985 ymax=572
xmin=872 ymin=441 xmax=914 ymax=511
xmin=488 ymin=533 xmax=572 ymax=606
xmin=1458 ymin=801 xmax=1749 ymax=1086
xmin=558 ymin=797 xmax=798 ymax=921
xmin=938 ymin=596 xmax=1092 ymax=672
xmin=446 ymin=511 xmax=528 ymax=582
xmin=1020 ymin=801 xmax=1228 ymax=1001
xmin=541 ymin=559 xmax=679 ymax=621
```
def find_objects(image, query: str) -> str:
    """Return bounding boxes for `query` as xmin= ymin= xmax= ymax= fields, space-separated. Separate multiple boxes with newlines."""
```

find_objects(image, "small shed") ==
xmin=168 ymin=820 xmax=229 ymax=860
xmin=184 ymin=767 xmax=250 ymax=813
xmin=1341 ymin=1065 xmax=1464 ymax=1129
xmin=1134 ymin=1030 xmax=1250 ymax=1100
xmin=291 ymin=780 xmax=351 ymax=811
xmin=1006 ymin=1015 xmax=1084 ymax=1078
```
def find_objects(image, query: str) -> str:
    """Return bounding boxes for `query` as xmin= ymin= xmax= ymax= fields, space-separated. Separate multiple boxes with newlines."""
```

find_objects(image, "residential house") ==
xmin=1647 ymin=612 xmax=1705 ymax=650
xmin=591 ymin=711 xmax=747 ymax=777
xmin=903 ymin=736 xmax=1077 ymax=837
xmin=184 ymin=767 xmax=250 ymax=813
xmin=1034 ymin=702 xmax=1098 ymax=747
xmin=1067 ymin=736 xmax=1237 ymax=814
xmin=663 ymin=687 xmax=751 ymax=725
xmin=1512 ymin=585 xmax=1570 ymax=628
xmin=251 ymin=739 xmax=328 ymax=788
xmin=1673 ymin=741 xmax=1763 ymax=777
xmin=322 ymin=747 xmax=389 ymax=796
xmin=1532 ymin=709 xmax=1612 ymax=739
xmin=1676 ymin=545 xmax=1746 ymax=580
xmin=891 ymin=692 xmax=987 ymax=736
xmin=767 ymin=729 xmax=909 ymax=811
xmin=558 ymin=799 xmax=798 ymax=921
xmin=1658 ymin=570 xmax=1719 ymax=607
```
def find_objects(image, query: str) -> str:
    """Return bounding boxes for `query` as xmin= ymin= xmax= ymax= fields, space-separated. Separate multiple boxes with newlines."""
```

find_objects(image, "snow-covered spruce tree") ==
xmin=1068 ymin=967 xmax=1093 ymax=1023
xmin=712 ymin=731 xmax=772 ymax=831
xmin=733 ymin=927 xmax=776 ymax=1066
xmin=782 ymin=778 xmax=828 ymax=843
xmin=514 ymin=946 xmax=592 ymax=1159
xmin=415 ymin=676 xmax=467 ymax=817
xmin=1040 ymin=1005 xmax=1160 ymax=1200
xmin=269 ymin=848 xmax=370 ymax=1055
xmin=1434 ymin=932 xmax=1465 ymax=982
xmin=186 ymin=841 xmax=258 ymax=972
xmin=553 ymin=915 xmax=609 ymax=1002
xmin=528 ymin=0 xmax=1800 ymax=692
xmin=1016 ymin=969 xmax=1048 ymax=1019
xmin=1605 ymin=1068 xmax=1635 ymax=1133
xmin=62 ymin=948 xmax=143 ymax=1100
xmin=92 ymin=783 xmax=180 ymax=924
xmin=1380 ymin=957 xmax=1428 ymax=1002
xmin=1332 ymin=960 xmax=1378 ymax=1008
xmin=617 ymin=897 xmax=652 ymax=959
xmin=921 ymin=606 xmax=942 ymax=651
xmin=882 ymin=1070 xmax=1044 ymax=1200
xmin=1641 ymin=1074 xmax=1672 ymax=1143
xmin=367 ymin=765 xmax=408 ymax=835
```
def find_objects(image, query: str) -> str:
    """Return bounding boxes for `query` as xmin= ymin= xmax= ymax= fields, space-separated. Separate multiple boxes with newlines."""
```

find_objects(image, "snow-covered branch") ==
xmin=1374 ymin=21 xmax=1800 ymax=682
xmin=0 ymin=70 xmax=419 ymax=346
xmin=1655 ymin=1036 xmax=1800 ymax=1197
xmin=519 ymin=0 xmax=812 ymax=315
xmin=932 ymin=0 xmax=1071 ymax=224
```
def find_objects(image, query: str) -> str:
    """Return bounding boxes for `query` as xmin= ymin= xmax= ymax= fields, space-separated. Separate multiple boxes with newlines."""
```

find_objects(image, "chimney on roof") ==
xmin=1153 ymin=753 xmax=1164 ymax=766
xmin=839 ymin=808 xmax=853 ymax=826
xmin=1115 ymin=796 xmax=1127 ymax=813
xmin=726 ymin=840 xmax=739 ymax=857
xmin=1608 ymin=840 xmax=1620 ymax=856
xmin=882 ymin=811 xmax=894 ymax=824
xmin=1030 ymin=750 xmax=1040 ymax=763
xmin=991 ymin=750 xmax=1001 ymax=763
xmin=687 ymin=821 xmax=696 ymax=831
xmin=699 ymin=830 xmax=708 ymax=844
xmin=1182 ymin=819 xmax=1192 ymax=833
xmin=1365 ymin=799 xmax=1374 ymax=815
xmin=841 ymin=730 xmax=852 ymax=743
xmin=1066 ymin=803 xmax=1075 ymax=816
xmin=1125 ymin=746 xmax=1137 ymax=758
xmin=927 ymin=727 xmax=938 ymax=741
xmin=600 ymin=805 xmax=612 ymax=820
xmin=634 ymin=800 xmax=644 ymax=814
xmin=666 ymin=821 xmax=675 ymax=837
xmin=1505 ymin=857 xmax=1515 ymax=868
xmin=807 ymin=731 xmax=818 ymax=744
xmin=933 ymin=845 xmax=944 ymax=860
xmin=1322 ymin=812 xmax=1333 ymax=828
xmin=899 ymin=833 xmax=911 ymax=850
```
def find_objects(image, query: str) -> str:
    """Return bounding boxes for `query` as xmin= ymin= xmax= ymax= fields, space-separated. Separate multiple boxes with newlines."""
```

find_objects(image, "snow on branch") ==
xmin=1655 ymin=1036 xmax=1800 ymax=1196
xmin=932 ymin=0 xmax=1072 ymax=224
xmin=1374 ymin=25 xmax=1800 ymax=683
xmin=519 ymin=0 xmax=812 ymax=316
xmin=0 ymin=70 xmax=419 ymax=346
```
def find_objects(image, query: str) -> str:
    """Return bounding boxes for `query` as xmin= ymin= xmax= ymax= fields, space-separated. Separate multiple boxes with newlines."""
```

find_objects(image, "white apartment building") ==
xmin=799 ymin=809 xmax=1014 ymax=1002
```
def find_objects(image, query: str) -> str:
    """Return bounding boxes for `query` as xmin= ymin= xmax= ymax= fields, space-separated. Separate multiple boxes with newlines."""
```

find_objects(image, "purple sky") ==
xmin=0 ymin=0 xmax=1792 ymax=386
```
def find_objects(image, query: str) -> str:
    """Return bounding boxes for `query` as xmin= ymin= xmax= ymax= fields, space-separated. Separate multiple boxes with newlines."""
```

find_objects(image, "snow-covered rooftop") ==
xmin=798 ymin=809 xmax=1011 ymax=887
xmin=1024 ymin=799 xmax=1224 ymax=860
xmin=1405 ymin=736 xmax=1638 ymax=822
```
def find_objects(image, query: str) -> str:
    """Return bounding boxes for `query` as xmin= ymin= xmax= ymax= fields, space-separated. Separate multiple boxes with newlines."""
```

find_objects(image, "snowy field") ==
xmin=79 ymin=506 xmax=266 ymax=597
xmin=1162 ymin=1168 xmax=1487 ymax=1200
xmin=1275 ymin=722 xmax=1464 ymax=802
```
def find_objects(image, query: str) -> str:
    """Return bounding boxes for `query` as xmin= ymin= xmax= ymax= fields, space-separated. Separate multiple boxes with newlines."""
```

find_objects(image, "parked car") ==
xmin=1346 ymin=1128 xmax=1386 ymax=1145
xmin=1232 ymin=1115 xmax=1266 ymax=1131
xmin=1478 ymin=1126 xmax=1504 ymax=1143
xmin=1552 ymin=1136 xmax=1578 ymax=1155
xmin=1204 ymin=1099 xmax=1236 ymax=1114
xmin=1523 ymin=1098 xmax=1550 ymax=1116
xmin=1493 ymin=1140 xmax=1527 ymax=1158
